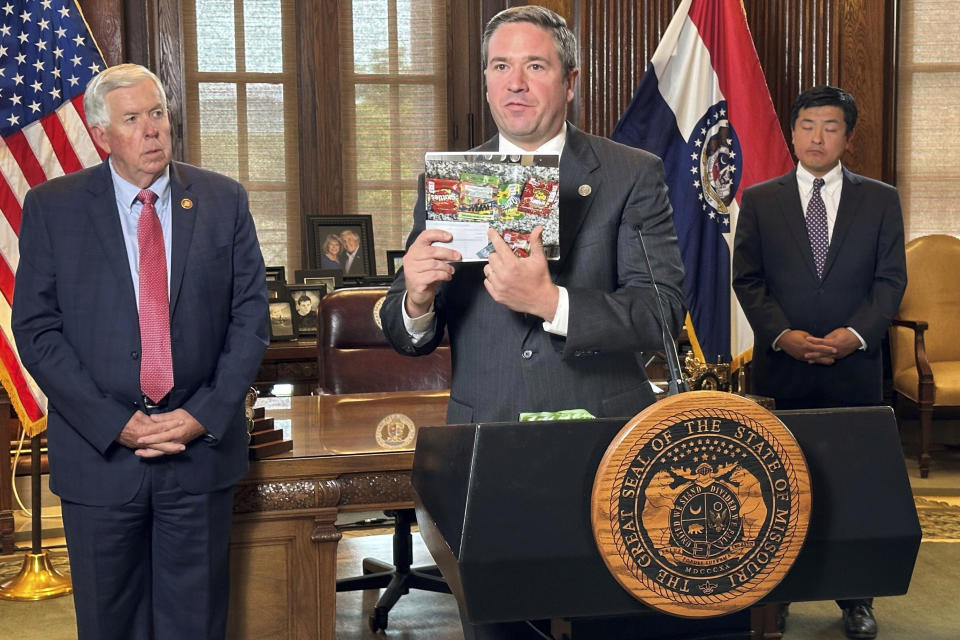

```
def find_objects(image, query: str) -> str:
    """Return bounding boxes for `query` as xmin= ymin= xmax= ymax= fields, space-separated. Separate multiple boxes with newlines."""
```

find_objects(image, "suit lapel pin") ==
xmin=180 ymin=198 xmax=194 ymax=210
xmin=578 ymin=184 xmax=592 ymax=197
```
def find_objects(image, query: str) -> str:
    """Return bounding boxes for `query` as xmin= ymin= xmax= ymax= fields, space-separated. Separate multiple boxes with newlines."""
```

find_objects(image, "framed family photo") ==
xmin=306 ymin=215 xmax=376 ymax=277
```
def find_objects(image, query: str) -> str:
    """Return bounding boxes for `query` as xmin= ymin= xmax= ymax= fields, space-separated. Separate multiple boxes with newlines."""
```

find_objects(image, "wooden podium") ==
xmin=412 ymin=405 xmax=921 ymax=638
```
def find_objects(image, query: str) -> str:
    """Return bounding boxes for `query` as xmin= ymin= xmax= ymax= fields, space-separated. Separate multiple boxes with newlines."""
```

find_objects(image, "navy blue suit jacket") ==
xmin=12 ymin=160 xmax=269 ymax=506
xmin=732 ymin=168 xmax=906 ymax=406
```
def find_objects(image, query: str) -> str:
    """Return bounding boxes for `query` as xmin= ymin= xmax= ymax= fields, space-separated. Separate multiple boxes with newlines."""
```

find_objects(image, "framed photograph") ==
xmin=266 ymin=281 xmax=287 ymax=302
xmin=287 ymin=283 xmax=327 ymax=337
xmin=268 ymin=300 xmax=297 ymax=341
xmin=294 ymin=269 xmax=343 ymax=290
xmin=386 ymin=250 xmax=405 ymax=277
xmin=306 ymin=215 xmax=376 ymax=277
xmin=265 ymin=265 xmax=286 ymax=283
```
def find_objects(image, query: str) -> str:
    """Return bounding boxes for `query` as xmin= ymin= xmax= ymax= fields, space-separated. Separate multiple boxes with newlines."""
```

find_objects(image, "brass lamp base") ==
xmin=0 ymin=550 xmax=73 ymax=601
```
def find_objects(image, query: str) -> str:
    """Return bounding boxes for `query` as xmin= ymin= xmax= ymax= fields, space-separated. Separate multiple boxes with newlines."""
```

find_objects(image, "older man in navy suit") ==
xmin=12 ymin=64 xmax=268 ymax=640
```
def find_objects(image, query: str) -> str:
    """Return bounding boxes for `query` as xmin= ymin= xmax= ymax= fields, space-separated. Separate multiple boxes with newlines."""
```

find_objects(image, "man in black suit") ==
xmin=733 ymin=85 xmax=906 ymax=639
xmin=12 ymin=64 xmax=268 ymax=640
xmin=380 ymin=6 xmax=685 ymax=638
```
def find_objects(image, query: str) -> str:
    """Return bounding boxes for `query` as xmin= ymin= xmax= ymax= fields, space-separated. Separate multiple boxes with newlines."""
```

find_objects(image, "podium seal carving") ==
xmin=591 ymin=391 xmax=810 ymax=617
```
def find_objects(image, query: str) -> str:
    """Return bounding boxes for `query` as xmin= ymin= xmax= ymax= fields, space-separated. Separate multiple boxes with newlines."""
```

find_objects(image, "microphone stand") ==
xmin=635 ymin=227 xmax=689 ymax=396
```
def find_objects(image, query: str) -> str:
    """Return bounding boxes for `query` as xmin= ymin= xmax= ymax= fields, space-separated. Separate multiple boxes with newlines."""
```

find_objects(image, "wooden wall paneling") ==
xmin=154 ymin=0 xmax=186 ymax=161
xmin=575 ymin=0 xmax=681 ymax=138
xmin=298 ymin=0 xmax=342 ymax=263
xmin=447 ymin=0 xmax=483 ymax=150
xmin=836 ymin=0 xmax=898 ymax=182
xmin=79 ymin=0 xmax=125 ymax=66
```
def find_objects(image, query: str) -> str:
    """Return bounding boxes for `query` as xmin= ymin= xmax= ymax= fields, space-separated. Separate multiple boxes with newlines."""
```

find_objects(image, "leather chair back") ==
xmin=317 ymin=287 xmax=451 ymax=394
xmin=890 ymin=234 xmax=960 ymax=384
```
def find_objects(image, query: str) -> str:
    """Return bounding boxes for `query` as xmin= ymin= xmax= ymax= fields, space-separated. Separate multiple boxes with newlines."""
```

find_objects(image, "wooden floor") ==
xmin=336 ymin=527 xmax=463 ymax=639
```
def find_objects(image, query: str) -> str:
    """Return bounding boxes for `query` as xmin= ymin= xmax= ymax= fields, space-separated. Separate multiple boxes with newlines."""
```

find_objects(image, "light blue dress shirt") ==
xmin=108 ymin=161 xmax=173 ymax=303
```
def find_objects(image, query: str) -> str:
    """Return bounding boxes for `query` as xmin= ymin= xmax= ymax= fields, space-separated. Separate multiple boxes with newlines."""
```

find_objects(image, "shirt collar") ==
xmin=108 ymin=159 xmax=171 ymax=212
xmin=796 ymin=161 xmax=843 ymax=195
xmin=498 ymin=123 xmax=567 ymax=156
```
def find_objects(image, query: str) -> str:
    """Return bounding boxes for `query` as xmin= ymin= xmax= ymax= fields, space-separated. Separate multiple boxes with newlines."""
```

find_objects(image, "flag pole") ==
xmin=0 ymin=433 xmax=72 ymax=601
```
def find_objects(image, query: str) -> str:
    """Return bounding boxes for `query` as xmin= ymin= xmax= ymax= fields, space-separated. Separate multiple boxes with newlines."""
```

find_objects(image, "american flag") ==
xmin=1 ymin=0 xmax=106 ymax=436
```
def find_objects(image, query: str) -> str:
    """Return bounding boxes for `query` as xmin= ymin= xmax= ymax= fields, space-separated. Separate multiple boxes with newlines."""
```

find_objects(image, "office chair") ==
xmin=318 ymin=287 xmax=451 ymax=631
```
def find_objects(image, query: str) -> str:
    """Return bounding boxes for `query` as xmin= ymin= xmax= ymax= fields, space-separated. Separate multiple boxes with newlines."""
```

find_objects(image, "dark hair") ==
xmin=481 ymin=5 xmax=578 ymax=75
xmin=790 ymin=85 xmax=858 ymax=135
xmin=296 ymin=294 xmax=311 ymax=305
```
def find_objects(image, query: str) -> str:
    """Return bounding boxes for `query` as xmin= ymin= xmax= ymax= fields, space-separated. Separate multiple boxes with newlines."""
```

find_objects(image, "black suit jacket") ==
xmin=732 ymin=167 xmax=906 ymax=407
xmin=380 ymin=124 xmax=686 ymax=423
xmin=12 ymin=160 xmax=269 ymax=505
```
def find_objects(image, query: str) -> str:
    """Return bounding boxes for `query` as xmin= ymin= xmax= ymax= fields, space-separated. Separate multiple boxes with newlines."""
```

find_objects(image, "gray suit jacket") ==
xmin=732 ymin=167 xmax=906 ymax=407
xmin=380 ymin=124 xmax=685 ymax=423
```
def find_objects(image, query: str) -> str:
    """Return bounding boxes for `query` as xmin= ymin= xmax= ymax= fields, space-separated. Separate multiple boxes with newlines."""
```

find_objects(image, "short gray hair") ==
xmin=481 ymin=6 xmax=579 ymax=76
xmin=84 ymin=64 xmax=168 ymax=128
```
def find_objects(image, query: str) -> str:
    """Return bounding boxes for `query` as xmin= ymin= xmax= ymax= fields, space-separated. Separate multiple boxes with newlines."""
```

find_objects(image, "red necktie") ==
xmin=137 ymin=189 xmax=174 ymax=403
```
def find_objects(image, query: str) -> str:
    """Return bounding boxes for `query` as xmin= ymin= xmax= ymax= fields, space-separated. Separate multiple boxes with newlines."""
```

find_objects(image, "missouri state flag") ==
xmin=612 ymin=0 xmax=793 ymax=367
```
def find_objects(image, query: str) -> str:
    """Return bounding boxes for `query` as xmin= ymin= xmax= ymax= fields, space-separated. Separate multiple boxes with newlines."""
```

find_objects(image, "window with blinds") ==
xmin=339 ymin=0 xmax=449 ymax=267
xmin=181 ymin=0 xmax=301 ymax=272
xmin=897 ymin=0 xmax=960 ymax=239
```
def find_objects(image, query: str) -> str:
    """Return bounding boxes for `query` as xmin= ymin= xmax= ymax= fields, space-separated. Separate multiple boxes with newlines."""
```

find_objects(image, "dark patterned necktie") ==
xmin=137 ymin=189 xmax=174 ymax=403
xmin=806 ymin=177 xmax=829 ymax=279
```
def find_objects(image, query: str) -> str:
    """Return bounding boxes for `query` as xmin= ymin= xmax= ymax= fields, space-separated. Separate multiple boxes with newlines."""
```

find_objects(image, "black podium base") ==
xmin=551 ymin=609 xmax=753 ymax=640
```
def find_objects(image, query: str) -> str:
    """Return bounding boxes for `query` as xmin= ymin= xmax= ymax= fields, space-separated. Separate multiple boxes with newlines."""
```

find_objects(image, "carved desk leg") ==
xmin=229 ymin=479 xmax=341 ymax=640
xmin=0 ymin=391 xmax=15 ymax=554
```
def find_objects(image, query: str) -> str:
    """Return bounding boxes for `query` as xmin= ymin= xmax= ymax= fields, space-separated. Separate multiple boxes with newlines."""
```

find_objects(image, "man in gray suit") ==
xmin=381 ymin=6 xmax=685 ymax=439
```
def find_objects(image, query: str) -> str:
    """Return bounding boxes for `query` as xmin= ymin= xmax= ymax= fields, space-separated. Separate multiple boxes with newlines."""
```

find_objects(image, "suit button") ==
xmin=131 ymin=351 xmax=139 ymax=359
xmin=521 ymin=349 xmax=533 ymax=359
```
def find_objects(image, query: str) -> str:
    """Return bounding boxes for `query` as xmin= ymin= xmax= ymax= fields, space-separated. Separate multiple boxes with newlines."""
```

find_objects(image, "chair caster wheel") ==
xmin=369 ymin=609 xmax=388 ymax=632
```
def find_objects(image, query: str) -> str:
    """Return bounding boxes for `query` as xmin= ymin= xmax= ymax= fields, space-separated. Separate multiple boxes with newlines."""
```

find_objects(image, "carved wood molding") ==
xmin=234 ymin=478 xmax=341 ymax=514
xmin=337 ymin=470 xmax=415 ymax=507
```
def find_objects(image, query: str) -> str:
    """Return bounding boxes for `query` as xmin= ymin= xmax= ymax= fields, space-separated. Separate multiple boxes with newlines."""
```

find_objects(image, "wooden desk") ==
xmin=227 ymin=391 xmax=448 ymax=640
xmin=254 ymin=338 xmax=319 ymax=396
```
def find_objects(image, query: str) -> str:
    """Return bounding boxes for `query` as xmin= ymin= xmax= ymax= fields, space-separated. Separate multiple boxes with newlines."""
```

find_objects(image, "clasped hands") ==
xmin=117 ymin=408 xmax=208 ymax=458
xmin=403 ymin=225 xmax=558 ymax=321
xmin=776 ymin=328 xmax=861 ymax=365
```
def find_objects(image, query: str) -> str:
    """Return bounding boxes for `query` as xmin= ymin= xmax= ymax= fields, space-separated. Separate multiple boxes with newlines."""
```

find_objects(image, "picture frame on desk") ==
xmin=305 ymin=215 xmax=376 ymax=277
xmin=266 ymin=280 xmax=287 ymax=302
xmin=268 ymin=300 xmax=297 ymax=341
xmin=287 ymin=283 xmax=326 ymax=337
xmin=386 ymin=250 xmax=405 ymax=277
xmin=265 ymin=265 xmax=286 ymax=283
xmin=294 ymin=269 xmax=342 ymax=297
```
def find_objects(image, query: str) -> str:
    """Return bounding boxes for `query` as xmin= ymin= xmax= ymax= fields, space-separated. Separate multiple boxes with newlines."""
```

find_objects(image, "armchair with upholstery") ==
xmin=318 ymin=286 xmax=451 ymax=631
xmin=889 ymin=234 xmax=960 ymax=478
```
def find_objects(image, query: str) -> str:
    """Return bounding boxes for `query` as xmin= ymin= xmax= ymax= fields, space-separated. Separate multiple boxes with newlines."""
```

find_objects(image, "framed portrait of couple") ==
xmin=306 ymin=215 xmax=376 ymax=277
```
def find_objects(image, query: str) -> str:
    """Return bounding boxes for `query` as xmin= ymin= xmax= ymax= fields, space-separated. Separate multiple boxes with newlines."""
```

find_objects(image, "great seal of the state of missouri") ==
xmin=591 ymin=391 xmax=810 ymax=617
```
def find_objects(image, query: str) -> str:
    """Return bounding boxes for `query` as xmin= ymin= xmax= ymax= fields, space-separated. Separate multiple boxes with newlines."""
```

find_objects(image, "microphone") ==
xmin=634 ymin=226 xmax=689 ymax=396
